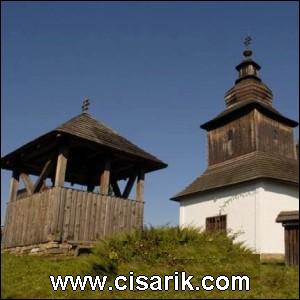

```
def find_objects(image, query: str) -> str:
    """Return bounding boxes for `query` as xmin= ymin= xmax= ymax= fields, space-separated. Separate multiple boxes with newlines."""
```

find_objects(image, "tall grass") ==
xmin=1 ymin=226 xmax=298 ymax=299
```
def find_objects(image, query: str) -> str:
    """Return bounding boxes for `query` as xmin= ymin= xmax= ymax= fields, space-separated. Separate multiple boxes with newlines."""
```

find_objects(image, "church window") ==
xmin=206 ymin=215 xmax=227 ymax=232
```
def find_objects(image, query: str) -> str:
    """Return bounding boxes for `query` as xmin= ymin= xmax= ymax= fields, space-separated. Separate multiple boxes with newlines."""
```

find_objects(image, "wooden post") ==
xmin=9 ymin=170 xmax=19 ymax=202
xmin=100 ymin=160 xmax=111 ymax=195
xmin=32 ymin=159 xmax=54 ymax=193
xmin=54 ymin=147 xmax=68 ymax=187
xmin=20 ymin=173 xmax=34 ymax=195
xmin=136 ymin=169 xmax=145 ymax=202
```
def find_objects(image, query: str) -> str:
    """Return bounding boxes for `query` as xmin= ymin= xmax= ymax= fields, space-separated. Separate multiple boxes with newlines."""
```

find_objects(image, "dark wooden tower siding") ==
xmin=1 ymin=107 xmax=167 ymax=251
xmin=172 ymin=41 xmax=298 ymax=201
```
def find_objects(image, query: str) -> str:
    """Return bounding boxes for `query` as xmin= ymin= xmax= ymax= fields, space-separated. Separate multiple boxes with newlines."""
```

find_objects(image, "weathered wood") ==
xmin=111 ymin=180 xmax=121 ymax=197
xmin=62 ymin=189 xmax=73 ymax=241
xmin=33 ymin=159 xmax=54 ymax=193
xmin=54 ymin=147 xmax=69 ymax=187
xmin=20 ymin=173 xmax=34 ymax=195
xmin=122 ymin=175 xmax=136 ymax=198
xmin=3 ymin=186 xmax=143 ymax=249
xmin=9 ymin=170 xmax=19 ymax=202
xmin=136 ymin=169 xmax=145 ymax=202
xmin=100 ymin=160 xmax=111 ymax=195
xmin=74 ymin=190 xmax=83 ymax=241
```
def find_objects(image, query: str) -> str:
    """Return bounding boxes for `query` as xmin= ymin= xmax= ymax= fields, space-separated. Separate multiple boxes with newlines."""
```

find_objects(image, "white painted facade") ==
xmin=179 ymin=180 xmax=299 ymax=254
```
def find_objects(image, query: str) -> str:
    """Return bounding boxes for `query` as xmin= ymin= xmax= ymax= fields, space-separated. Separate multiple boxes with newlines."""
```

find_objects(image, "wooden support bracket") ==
xmin=122 ymin=174 xmax=136 ymax=199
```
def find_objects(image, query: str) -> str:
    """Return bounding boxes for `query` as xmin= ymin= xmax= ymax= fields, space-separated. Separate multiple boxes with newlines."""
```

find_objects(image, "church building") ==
xmin=171 ymin=39 xmax=299 ymax=258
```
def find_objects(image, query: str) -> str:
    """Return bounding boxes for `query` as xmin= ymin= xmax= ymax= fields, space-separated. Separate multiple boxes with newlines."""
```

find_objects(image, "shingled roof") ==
xmin=1 ymin=113 xmax=167 ymax=181
xmin=171 ymin=151 xmax=299 ymax=201
xmin=55 ymin=113 xmax=165 ymax=164
xmin=200 ymin=99 xmax=298 ymax=130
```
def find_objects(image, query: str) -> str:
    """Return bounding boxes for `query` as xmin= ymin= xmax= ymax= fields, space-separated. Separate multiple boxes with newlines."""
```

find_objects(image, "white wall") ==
xmin=179 ymin=180 xmax=299 ymax=254
xmin=180 ymin=181 xmax=260 ymax=252
xmin=258 ymin=181 xmax=299 ymax=254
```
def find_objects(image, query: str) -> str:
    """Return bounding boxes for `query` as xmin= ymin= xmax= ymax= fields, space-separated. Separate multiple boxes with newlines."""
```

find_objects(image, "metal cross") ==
xmin=244 ymin=35 xmax=252 ymax=49
xmin=81 ymin=97 xmax=90 ymax=113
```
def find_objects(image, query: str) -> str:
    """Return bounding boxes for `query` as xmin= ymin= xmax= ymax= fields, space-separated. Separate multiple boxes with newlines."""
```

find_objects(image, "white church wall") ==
xmin=179 ymin=181 xmax=261 ymax=252
xmin=180 ymin=179 xmax=299 ymax=255
xmin=258 ymin=181 xmax=299 ymax=254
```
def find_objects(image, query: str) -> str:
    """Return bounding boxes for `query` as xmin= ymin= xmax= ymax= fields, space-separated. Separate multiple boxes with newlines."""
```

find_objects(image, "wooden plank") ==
xmin=104 ymin=196 xmax=111 ymax=237
xmin=74 ymin=191 xmax=83 ymax=241
xmin=62 ymin=189 xmax=73 ymax=241
xmin=2 ymin=203 xmax=10 ymax=247
xmin=99 ymin=195 xmax=107 ymax=238
xmin=136 ymin=169 xmax=145 ymax=202
xmin=122 ymin=175 xmax=136 ymax=199
xmin=45 ymin=188 xmax=54 ymax=241
xmin=8 ymin=170 xmax=19 ymax=202
xmin=33 ymin=159 xmax=54 ymax=193
xmin=100 ymin=160 xmax=111 ymax=195
xmin=94 ymin=193 xmax=102 ymax=240
xmin=83 ymin=192 xmax=92 ymax=241
xmin=111 ymin=197 xmax=117 ymax=234
xmin=50 ymin=188 xmax=61 ymax=241
xmin=20 ymin=173 xmax=34 ymax=195
xmin=56 ymin=188 xmax=66 ymax=242
xmin=89 ymin=193 xmax=97 ymax=241
xmin=79 ymin=191 xmax=88 ymax=241
xmin=54 ymin=147 xmax=68 ymax=187
xmin=125 ymin=199 xmax=131 ymax=230
xmin=114 ymin=198 xmax=122 ymax=232
xmin=68 ymin=189 xmax=78 ymax=241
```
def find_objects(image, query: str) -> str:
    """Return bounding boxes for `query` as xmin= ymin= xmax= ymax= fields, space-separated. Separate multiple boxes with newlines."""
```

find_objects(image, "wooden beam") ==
xmin=20 ymin=173 xmax=34 ymax=195
xmin=100 ymin=160 xmax=111 ymax=195
xmin=122 ymin=174 xmax=136 ymax=199
xmin=111 ymin=180 xmax=121 ymax=197
xmin=33 ymin=159 xmax=54 ymax=193
xmin=87 ymin=184 xmax=95 ymax=192
xmin=136 ymin=169 xmax=145 ymax=202
xmin=8 ymin=170 xmax=19 ymax=202
xmin=54 ymin=147 xmax=69 ymax=187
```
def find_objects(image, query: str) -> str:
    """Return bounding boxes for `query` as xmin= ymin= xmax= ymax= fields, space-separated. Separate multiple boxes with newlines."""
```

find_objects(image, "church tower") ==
xmin=171 ymin=38 xmax=299 ymax=259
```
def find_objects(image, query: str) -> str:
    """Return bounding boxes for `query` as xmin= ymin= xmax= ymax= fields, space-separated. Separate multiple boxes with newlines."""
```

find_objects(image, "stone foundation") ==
xmin=1 ymin=241 xmax=93 ymax=256
xmin=260 ymin=253 xmax=285 ymax=263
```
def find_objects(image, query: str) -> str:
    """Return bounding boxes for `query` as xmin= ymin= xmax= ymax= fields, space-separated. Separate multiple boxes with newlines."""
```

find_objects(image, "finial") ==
xmin=81 ymin=97 xmax=90 ymax=113
xmin=243 ymin=35 xmax=253 ymax=58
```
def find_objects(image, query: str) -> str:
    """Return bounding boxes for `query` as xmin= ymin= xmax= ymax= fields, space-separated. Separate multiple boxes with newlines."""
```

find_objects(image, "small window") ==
xmin=206 ymin=215 xmax=227 ymax=233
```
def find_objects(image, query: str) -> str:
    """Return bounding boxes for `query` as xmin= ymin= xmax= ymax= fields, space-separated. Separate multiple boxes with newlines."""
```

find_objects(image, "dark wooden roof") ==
xmin=1 ymin=113 xmax=167 ymax=182
xmin=55 ymin=113 xmax=165 ymax=164
xmin=276 ymin=211 xmax=299 ymax=223
xmin=200 ymin=100 xmax=298 ymax=130
xmin=171 ymin=151 xmax=299 ymax=201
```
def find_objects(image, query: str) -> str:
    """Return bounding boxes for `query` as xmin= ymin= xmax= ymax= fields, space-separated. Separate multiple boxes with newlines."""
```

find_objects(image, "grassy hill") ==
xmin=1 ymin=227 xmax=298 ymax=299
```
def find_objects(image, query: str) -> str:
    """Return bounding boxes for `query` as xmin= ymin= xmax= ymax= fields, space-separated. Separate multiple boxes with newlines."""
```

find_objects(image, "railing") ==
xmin=3 ymin=187 xmax=144 ymax=249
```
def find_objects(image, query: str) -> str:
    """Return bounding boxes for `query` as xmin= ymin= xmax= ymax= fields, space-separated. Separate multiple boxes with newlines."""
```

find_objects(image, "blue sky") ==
xmin=1 ymin=1 xmax=299 ymax=226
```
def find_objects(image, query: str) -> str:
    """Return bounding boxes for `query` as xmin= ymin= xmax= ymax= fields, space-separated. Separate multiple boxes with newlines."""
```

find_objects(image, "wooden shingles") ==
xmin=172 ymin=151 xmax=299 ymax=200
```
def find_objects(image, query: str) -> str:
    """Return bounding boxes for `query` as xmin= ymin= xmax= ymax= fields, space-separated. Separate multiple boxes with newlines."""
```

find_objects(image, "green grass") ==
xmin=1 ymin=226 xmax=299 ymax=299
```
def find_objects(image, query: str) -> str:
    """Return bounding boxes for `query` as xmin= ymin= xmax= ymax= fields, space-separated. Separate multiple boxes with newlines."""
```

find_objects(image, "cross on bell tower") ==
xmin=81 ymin=97 xmax=90 ymax=113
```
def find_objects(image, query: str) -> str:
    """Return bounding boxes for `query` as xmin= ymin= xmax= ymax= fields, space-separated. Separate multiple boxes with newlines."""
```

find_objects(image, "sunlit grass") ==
xmin=1 ymin=226 xmax=298 ymax=299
